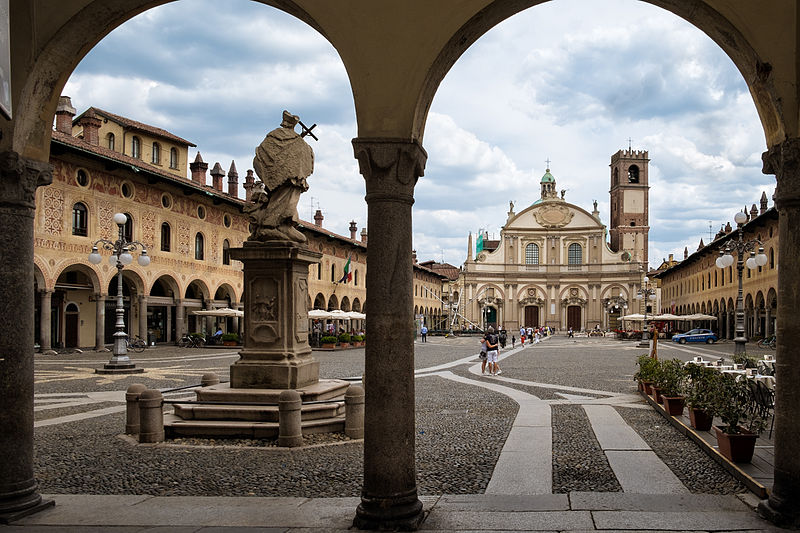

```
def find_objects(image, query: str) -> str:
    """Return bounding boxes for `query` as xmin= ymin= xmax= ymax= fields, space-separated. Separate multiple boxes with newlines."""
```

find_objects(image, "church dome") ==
xmin=540 ymin=169 xmax=555 ymax=183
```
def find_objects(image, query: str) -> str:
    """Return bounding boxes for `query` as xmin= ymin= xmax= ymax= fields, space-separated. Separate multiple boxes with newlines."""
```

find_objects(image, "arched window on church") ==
xmin=627 ymin=165 xmax=640 ymax=183
xmin=525 ymin=243 xmax=539 ymax=265
xmin=568 ymin=243 xmax=582 ymax=269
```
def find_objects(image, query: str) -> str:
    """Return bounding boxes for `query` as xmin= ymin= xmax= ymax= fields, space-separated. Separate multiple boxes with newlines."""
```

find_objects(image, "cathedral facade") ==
xmin=457 ymin=149 xmax=650 ymax=332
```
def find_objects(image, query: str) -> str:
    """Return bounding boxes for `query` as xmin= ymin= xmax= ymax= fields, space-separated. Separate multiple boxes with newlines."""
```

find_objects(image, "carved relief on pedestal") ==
xmin=42 ymin=188 xmax=63 ymax=235
xmin=533 ymin=205 xmax=574 ymax=228
xmin=249 ymin=276 xmax=279 ymax=344
xmin=296 ymin=278 xmax=309 ymax=342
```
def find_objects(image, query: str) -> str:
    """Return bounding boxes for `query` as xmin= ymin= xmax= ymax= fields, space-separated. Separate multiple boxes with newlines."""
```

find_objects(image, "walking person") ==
xmin=420 ymin=324 xmax=428 ymax=343
xmin=511 ymin=335 xmax=516 ymax=348
xmin=484 ymin=326 xmax=502 ymax=376
xmin=519 ymin=325 xmax=526 ymax=345
xmin=479 ymin=337 xmax=488 ymax=375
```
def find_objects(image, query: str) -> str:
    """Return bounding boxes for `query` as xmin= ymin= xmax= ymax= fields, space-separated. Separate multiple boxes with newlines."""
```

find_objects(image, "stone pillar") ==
xmin=175 ymin=299 xmax=185 ymax=340
xmin=228 ymin=242 xmax=321 ymax=389
xmin=138 ymin=295 xmax=147 ymax=340
xmin=38 ymin=289 xmax=53 ymax=353
xmin=351 ymin=138 xmax=426 ymax=530
xmin=138 ymin=389 xmax=164 ymax=444
xmin=345 ymin=385 xmax=365 ymax=439
xmin=125 ymin=384 xmax=147 ymax=435
xmin=0 ymin=151 xmax=54 ymax=521
xmin=759 ymin=139 xmax=800 ymax=529
xmin=94 ymin=293 xmax=106 ymax=351
xmin=277 ymin=390 xmax=303 ymax=447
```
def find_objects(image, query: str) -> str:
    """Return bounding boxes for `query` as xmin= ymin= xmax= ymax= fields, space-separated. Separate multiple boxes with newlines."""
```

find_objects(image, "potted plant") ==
xmin=684 ymin=363 xmax=716 ymax=431
xmin=656 ymin=358 xmax=687 ymax=416
xmin=351 ymin=334 xmax=364 ymax=347
xmin=634 ymin=354 xmax=659 ymax=395
xmin=338 ymin=332 xmax=352 ymax=348
xmin=221 ymin=332 xmax=239 ymax=346
xmin=321 ymin=335 xmax=338 ymax=349
xmin=710 ymin=373 xmax=767 ymax=462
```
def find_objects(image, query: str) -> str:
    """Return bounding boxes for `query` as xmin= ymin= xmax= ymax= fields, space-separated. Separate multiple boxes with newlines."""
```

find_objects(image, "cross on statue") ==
xmin=298 ymin=120 xmax=318 ymax=141
xmin=545 ymin=157 xmax=551 ymax=169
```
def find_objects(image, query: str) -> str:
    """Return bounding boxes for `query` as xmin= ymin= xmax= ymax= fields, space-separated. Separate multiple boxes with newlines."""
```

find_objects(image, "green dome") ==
xmin=540 ymin=169 xmax=555 ymax=183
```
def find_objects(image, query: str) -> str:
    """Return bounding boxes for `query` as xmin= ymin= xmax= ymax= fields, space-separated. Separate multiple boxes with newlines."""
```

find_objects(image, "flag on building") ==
xmin=338 ymin=256 xmax=352 ymax=284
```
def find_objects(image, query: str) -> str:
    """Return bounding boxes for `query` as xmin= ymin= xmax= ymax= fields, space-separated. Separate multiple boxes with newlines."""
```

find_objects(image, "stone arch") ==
xmin=33 ymin=263 xmax=46 ymax=289
xmin=313 ymin=292 xmax=326 ymax=310
xmin=184 ymin=279 xmax=209 ymax=301
xmin=213 ymin=283 xmax=238 ymax=304
xmin=327 ymin=294 xmax=338 ymax=311
xmin=515 ymin=284 xmax=547 ymax=301
xmin=53 ymin=262 xmax=101 ymax=294
xmin=341 ymin=296 xmax=351 ymax=312
xmin=149 ymin=274 xmax=179 ymax=298
xmin=352 ymin=298 xmax=362 ymax=312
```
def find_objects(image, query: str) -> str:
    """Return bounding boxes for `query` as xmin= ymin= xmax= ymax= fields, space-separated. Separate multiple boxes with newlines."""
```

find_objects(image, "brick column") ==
xmin=175 ymin=299 xmax=184 ymax=340
xmin=759 ymin=138 xmax=800 ymax=528
xmin=94 ymin=293 xmax=106 ymax=351
xmin=0 ymin=151 xmax=54 ymax=521
xmin=38 ymin=289 xmax=53 ymax=353
xmin=138 ymin=295 xmax=147 ymax=340
xmin=351 ymin=138 xmax=426 ymax=530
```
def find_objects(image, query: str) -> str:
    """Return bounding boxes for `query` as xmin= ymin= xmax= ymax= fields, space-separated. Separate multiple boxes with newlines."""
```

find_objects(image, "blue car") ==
xmin=672 ymin=328 xmax=718 ymax=344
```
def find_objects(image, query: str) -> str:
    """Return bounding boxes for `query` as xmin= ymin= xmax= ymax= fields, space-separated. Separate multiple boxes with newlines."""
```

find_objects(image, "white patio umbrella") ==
xmin=345 ymin=311 xmax=366 ymax=320
xmin=308 ymin=309 xmax=334 ymax=319
xmin=619 ymin=314 xmax=646 ymax=321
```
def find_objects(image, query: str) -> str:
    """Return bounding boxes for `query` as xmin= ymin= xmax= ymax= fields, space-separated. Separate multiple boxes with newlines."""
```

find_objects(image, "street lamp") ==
xmin=715 ymin=210 xmax=768 ymax=356
xmin=635 ymin=276 xmax=657 ymax=347
xmin=88 ymin=212 xmax=150 ymax=373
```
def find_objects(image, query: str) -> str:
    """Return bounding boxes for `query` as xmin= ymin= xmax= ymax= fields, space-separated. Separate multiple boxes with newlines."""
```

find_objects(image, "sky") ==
xmin=62 ymin=0 xmax=774 ymax=269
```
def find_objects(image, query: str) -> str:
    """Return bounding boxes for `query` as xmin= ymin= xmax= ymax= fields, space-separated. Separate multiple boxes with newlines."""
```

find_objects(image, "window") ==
xmin=121 ymin=182 xmax=133 ymax=198
xmin=131 ymin=136 xmax=141 ymax=159
xmin=525 ymin=243 xmax=539 ymax=265
xmin=122 ymin=213 xmax=133 ymax=242
xmin=161 ymin=193 xmax=172 ymax=209
xmin=331 ymin=264 xmax=336 ymax=282
xmin=628 ymin=165 xmax=640 ymax=183
xmin=71 ymin=203 xmax=88 ymax=236
xmin=222 ymin=240 xmax=230 ymax=265
xmin=197 ymin=206 xmax=206 ymax=220
xmin=354 ymin=269 xmax=359 ymax=286
xmin=195 ymin=233 xmax=204 ymax=260
xmin=223 ymin=214 xmax=231 ymax=228
xmin=151 ymin=142 xmax=160 ymax=164
xmin=76 ymin=169 xmax=89 ymax=187
xmin=770 ymin=248 xmax=775 ymax=269
xmin=170 ymin=148 xmax=178 ymax=169
xmin=107 ymin=132 xmax=115 ymax=151
xmin=568 ymin=243 xmax=582 ymax=267
xmin=317 ymin=262 xmax=322 ymax=280
xmin=161 ymin=223 xmax=171 ymax=252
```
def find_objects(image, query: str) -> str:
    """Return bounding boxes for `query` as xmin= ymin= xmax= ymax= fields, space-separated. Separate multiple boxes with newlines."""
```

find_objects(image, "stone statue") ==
xmin=509 ymin=200 xmax=514 ymax=211
xmin=593 ymin=199 xmax=598 ymax=211
xmin=245 ymin=111 xmax=314 ymax=243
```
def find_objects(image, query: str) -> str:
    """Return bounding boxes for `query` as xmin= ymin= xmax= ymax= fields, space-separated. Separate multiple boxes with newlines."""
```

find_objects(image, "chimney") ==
xmin=314 ymin=209 xmax=323 ymax=227
xmin=243 ymin=169 xmax=255 ymax=202
xmin=227 ymin=161 xmax=239 ymax=197
xmin=55 ymin=96 xmax=76 ymax=135
xmin=760 ymin=191 xmax=769 ymax=214
xmin=668 ymin=253 xmax=673 ymax=262
xmin=750 ymin=203 xmax=758 ymax=219
xmin=349 ymin=220 xmax=357 ymax=239
xmin=77 ymin=109 xmax=102 ymax=146
xmin=683 ymin=246 xmax=688 ymax=259
xmin=360 ymin=227 xmax=368 ymax=244
xmin=210 ymin=162 xmax=224 ymax=191
xmin=190 ymin=152 xmax=208 ymax=184
xmin=412 ymin=249 xmax=417 ymax=264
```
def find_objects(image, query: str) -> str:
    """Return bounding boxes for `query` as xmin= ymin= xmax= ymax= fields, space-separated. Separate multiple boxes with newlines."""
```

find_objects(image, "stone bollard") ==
xmin=138 ymin=389 xmax=165 ymax=444
xmin=125 ymin=383 xmax=147 ymax=435
xmin=200 ymin=373 xmax=220 ymax=387
xmin=345 ymin=384 xmax=365 ymax=439
xmin=278 ymin=390 xmax=303 ymax=447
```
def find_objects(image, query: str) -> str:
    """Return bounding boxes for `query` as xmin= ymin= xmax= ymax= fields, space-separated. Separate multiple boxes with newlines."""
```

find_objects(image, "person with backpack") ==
xmin=498 ymin=327 xmax=507 ymax=349
xmin=484 ymin=326 xmax=502 ymax=376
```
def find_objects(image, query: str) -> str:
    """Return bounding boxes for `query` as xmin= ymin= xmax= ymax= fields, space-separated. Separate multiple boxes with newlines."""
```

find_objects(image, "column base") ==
xmin=353 ymin=491 xmax=424 ymax=531
xmin=96 ymin=363 xmax=145 ymax=374
xmin=759 ymin=498 xmax=800 ymax=529
xmin=0 ymin=498 xmax=55 ymax=525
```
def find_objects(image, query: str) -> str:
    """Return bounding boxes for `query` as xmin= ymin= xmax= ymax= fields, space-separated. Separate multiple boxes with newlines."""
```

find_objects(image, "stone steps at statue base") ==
xmin=163 ymin=413 xmax=346 ymax=439
xmin=172 ymin=400 xmax=345 ymax=422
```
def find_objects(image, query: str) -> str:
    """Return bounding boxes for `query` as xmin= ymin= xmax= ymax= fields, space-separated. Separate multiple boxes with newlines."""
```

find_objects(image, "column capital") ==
xmin=763 ymin=138 xmax=800 ymax=209
xmin=0 ymin=151 xmax=53 ymax=209
xmin=352 ymin=138 xmax=427 ymax=205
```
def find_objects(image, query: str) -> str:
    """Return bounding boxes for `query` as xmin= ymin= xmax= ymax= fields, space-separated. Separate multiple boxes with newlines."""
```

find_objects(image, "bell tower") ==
xmin=609 ymin=148 xmax=650 ymax=268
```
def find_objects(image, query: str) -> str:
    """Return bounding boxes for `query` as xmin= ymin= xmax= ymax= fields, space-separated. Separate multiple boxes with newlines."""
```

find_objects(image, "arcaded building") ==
xmin=654 ymin=194 xmax=778 ymax=340
xmin=458 ymin=150 xmax=650 ymax=333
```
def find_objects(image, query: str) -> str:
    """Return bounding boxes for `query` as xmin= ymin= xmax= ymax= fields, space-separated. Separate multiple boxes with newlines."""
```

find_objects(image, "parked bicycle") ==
xmin=757 ymin=335 xmax=776 ymax=349
xmin=126 ymin=335 xmax=147 ymax=353
xmin=177 ymin=334 xmax=204 ymax=348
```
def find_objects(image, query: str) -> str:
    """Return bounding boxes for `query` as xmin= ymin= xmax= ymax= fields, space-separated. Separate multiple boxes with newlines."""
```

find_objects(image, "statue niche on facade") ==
xmin=246 ymin=111 xmax=314 ymax=243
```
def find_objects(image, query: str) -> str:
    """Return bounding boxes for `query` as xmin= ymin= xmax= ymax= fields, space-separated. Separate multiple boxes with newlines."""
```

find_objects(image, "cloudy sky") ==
xmin=63 ymin=0 xmax=774 ymax=268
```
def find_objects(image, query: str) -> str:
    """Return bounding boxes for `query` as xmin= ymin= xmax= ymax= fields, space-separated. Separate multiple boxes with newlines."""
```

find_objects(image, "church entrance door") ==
xmin=524 ymin=306 xmax=539 ymax=327
xmin=567 ymin=305 xmax=581 ymax=331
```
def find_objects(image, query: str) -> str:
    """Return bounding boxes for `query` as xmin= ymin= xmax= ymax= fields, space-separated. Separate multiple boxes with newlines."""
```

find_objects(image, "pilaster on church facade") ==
xmin=457 ymin=152 xmax=649 ymax=333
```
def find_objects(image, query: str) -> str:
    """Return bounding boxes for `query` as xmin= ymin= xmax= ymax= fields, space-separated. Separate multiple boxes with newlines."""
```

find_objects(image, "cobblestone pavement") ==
xmin=32 ymin=335 xmax=749 ymax=498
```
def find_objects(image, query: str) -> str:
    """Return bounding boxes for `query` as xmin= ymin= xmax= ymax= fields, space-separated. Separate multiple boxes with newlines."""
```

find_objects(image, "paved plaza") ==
xmin=4 ymin=335 xmax=786 ymax=531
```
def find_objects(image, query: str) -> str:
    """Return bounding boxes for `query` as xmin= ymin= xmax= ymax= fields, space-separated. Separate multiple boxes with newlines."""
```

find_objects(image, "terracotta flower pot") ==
xmin=652 ymin=386 xmax=664 ymax=404
xmin=322 ymin=343 xmax=336 ymax=349
xmin=642 ymin=381 xmax=654 ymax=395
xmin=714 ymin=426 xmax=758 ymax=463
xmin=689 ymin=408 xmax=713 ymax=431
xmin=662 ymin=396 xmax=686 ymax=416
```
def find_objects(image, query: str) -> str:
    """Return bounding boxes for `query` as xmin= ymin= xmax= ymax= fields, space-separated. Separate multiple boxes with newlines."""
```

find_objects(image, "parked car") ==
xmin=671 ymin=328 xmax=718 ymax=344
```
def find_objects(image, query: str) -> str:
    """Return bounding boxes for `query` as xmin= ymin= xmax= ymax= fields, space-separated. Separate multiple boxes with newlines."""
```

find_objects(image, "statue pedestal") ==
xmin=229 ymin=241 xmax=321 ymax=389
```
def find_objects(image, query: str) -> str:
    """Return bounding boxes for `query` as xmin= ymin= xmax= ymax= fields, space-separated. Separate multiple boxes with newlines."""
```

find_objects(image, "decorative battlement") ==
xmin=610 ymin=149 xmax=649 ymax=163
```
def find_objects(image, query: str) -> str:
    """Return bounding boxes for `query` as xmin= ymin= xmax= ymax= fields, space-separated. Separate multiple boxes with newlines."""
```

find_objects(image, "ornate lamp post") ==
xmin=88 ymin=212 xmax=150 ymax=373
xmin=636 ymin=276 xmax=656 ymax=347
xmin=716 ymin=210 xmax=768 ymax=356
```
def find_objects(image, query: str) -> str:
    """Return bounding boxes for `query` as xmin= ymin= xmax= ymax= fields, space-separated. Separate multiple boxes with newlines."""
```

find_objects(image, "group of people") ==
xmin=518 ymin=325 xmax=552 ymax=345
xmin=479 ymin=326 xmax=503 ymax=376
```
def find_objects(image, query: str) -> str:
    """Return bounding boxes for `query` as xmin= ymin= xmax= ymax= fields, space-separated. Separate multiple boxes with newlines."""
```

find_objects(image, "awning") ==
xmin=191 ymin=307 xmax=243 ymax=317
